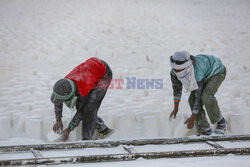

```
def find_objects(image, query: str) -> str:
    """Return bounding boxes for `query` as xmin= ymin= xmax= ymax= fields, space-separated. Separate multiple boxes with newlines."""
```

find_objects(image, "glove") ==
xmin=53 ymin=120 xmax=63 ymax=134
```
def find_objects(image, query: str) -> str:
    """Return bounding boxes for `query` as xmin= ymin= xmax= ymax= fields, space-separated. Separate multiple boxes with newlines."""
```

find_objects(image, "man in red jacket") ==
xmin=51 ymin=57 xmax=114 ymax=141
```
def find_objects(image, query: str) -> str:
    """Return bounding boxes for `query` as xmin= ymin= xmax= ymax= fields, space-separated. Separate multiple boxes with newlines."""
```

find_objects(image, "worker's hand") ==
xmin=184 ymin=114 xmax=196 ymax=129
xmin=169 ymin=100 xmax=180 ymax=121
xmin=59 ymin=128 xmax=71 ymax=142
xmin=169 ymin=108 xmax=178 ymax=121
xmin=53 ymin=118 xmax=63 ymax=134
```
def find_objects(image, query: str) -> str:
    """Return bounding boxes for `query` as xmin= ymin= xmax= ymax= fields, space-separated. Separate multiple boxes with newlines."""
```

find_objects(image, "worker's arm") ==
xmin=50 ymin=94 xmax=64 ymax=134
xmin=185 ymin=80 xmax=204 ymax=129
xmin=169 ymin=72 xmax=183 ymax=120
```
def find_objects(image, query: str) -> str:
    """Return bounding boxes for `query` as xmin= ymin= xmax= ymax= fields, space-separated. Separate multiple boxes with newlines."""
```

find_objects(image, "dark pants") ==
xmin=188 ymin=68 xmax=226 ymax=133
xmin=78 ymin=61 xmax=112 ymax=140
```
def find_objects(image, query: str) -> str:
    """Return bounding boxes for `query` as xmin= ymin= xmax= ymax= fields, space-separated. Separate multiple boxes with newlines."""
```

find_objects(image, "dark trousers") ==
xmin=79 ymin=61 xmax=112 ymax=140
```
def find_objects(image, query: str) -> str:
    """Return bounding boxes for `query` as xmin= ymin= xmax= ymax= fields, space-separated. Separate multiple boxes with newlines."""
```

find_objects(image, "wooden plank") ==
xmin=1 ymin=147 xmax=249 ymax=166
xmin=1 ymin=134 xmax=250 ymax=152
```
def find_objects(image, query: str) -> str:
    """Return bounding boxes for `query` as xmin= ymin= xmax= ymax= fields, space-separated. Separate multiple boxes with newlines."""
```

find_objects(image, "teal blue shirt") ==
xmin=170 ymin=54 xmax=225 ymax=114
xmin=171 ymin=54 xmax=225 ymax=82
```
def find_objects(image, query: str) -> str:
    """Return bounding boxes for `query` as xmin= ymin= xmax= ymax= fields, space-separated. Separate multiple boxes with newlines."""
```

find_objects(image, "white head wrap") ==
xmin=170 ymin=51 xmax=198 ymax=92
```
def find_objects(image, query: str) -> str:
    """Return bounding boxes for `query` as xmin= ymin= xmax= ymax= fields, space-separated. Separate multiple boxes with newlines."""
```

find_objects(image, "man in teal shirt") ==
xmin=169 ymin=51 xmax=227 ymax=135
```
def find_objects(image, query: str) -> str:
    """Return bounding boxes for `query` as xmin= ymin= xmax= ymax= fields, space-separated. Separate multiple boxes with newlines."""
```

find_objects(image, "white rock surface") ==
xmin=0 ymin=0 xmax=250 ymax=144
xmin=0 ymin=116 xmax=11 ymax=140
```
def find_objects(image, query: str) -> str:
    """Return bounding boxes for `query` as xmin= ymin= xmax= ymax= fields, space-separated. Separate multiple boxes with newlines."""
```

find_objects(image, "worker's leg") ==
xmin=188 ymin=92 xmax=210 ymax=133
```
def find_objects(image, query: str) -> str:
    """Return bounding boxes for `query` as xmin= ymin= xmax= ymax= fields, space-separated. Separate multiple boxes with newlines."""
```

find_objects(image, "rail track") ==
xmin=0 ymin=134 xmax=250 ymax=166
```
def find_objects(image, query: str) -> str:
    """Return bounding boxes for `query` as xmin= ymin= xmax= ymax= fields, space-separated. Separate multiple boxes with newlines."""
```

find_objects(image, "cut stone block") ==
xmin=12 ymin=112 xmax=26 ymax=134
xmin=46 ymin=131 xmax=61 ymax=142
xmin=143 ymin=115 xmax=158 ymax=137
xmin=230 ymin=114 xmax=250 ymax=134
xmin=0 ymin=112 xmax=11 ymax=118
xmin=75 ymin=125 xmax=82 ymax=141
xmin=113 ymin=113 xmax=135 ymax=132
xmin=111 ymin=113 xmax=135 ymax=139
xmin=173 ymin=115 xmax=193 ymax=137
xmin=246 ymin=96 xmax=250 ymax=107
xmin=0 ymin=116 xmax=11 ymax=140
xmin=7 ymin=104 xmax=31 ymax=113
xmin=41 ymin=116 xmax=54 ymax=140
xmin=25 ymin=118 xmax=42 ymax=139
xmin=135 ymin=111 xmax=161 ymax=123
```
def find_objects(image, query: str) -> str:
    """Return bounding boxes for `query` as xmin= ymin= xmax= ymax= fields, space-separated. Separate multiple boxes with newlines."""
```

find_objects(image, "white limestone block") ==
xmin=113 ymin=112 xmax=135 ymax=132
xmin=230 ymin=114 xmax=250 ymax=134
xmin=69 ymin=130 xmax=77 ymax=141
xmin=143 ymin=115 xmax=158 ymax=137
xmin=246 ymin=96 xmax=250 ymax=107
xmin=135 ymin=111 xmax=161 ymax=122
xmin=75 ymin=125 xmax=82 ymax=140
xmin=173 ymin=115 xmax=192 ymax=137
xmin=113 ymin=114 xmax=125 ymax=131
xmin=12 ymin=112 xmax=26 ymax=134
xmin=46 ymin=130 xmax=61 ymax=142
xmin=135 ymin=112 xmax=148 ymax=123
xmin=0 ymin=116 xmax=11 ymax=140
xmin=25 ymin=118 xmax=42 ymax=139
xmin=0 ymin=112 xmax=11 ymax=118
xmin=41 ymin=116 xmax=54 ymax=140
xmin=8 ymin=104 xmax=31 ymax=113
xmin=46 ymin=117 xmax=70 ymax=141
xmin=158 ymin=111 xmax=173 ymax=137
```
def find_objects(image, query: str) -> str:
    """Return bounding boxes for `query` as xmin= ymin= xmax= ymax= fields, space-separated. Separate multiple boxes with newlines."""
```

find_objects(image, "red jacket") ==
xmin=65 ymin=57 xmax=106 ymax=97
